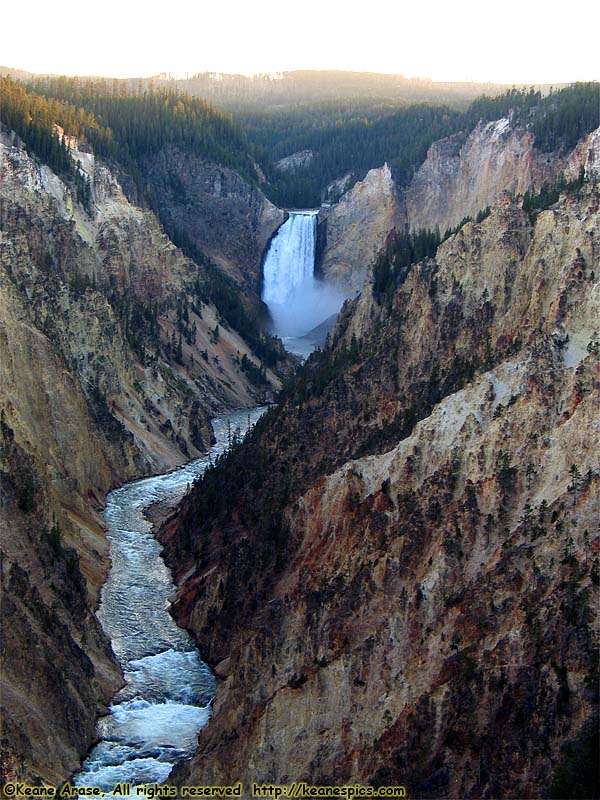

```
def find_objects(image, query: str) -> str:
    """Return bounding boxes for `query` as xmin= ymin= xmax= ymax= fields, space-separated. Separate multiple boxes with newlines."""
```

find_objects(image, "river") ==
xmin=74 ymin=407 xmax=267 ymax=797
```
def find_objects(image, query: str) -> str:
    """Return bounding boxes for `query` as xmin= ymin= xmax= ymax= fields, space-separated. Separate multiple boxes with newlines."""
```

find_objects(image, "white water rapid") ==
xmin=261 ymin=211 xmax=345 ymax=355
xmin=74 ymin=407 xmax=266 ymax=798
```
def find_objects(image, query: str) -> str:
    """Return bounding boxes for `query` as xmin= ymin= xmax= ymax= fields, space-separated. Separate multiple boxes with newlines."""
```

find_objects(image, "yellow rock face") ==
xmin=163 ymin=187 xmax=600 ymax=798
xmin=0 ymin=135 xmax=283 ymax=784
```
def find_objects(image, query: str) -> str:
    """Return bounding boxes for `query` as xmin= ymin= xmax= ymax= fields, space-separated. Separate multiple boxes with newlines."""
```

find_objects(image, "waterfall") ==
xmin=262 ymin=212 xmax=317 ymax=311
xmin=262 ymin=211 xmax=345 ymax=341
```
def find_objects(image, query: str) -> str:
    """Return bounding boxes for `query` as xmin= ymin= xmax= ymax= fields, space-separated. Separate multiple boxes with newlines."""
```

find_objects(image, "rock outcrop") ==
xmin=275 ymin=150 xmax=314 ymax=173
xmin=564 ymin=125 xmax=600 ymax=182
xmin=0 ymin=131 xmax=284 ymax=784
xmin=318 ymin=164 xmax=404 ymax=292
xmin=161 ymin=186 xmax=600 ymax=798
xmin=403 ymin=120 xmax=599 ymax=234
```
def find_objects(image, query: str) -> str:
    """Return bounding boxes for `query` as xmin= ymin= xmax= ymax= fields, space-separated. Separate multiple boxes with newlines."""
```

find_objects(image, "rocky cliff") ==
xmin=139 ymin=147 xmax=284 ymax=288
xmin=0 ymin=131 xmax=284 ymax=784
xmin=403 ymin=120 xmax=600 ymax=234
xmin=318 ymin=164 xmax=404 ymax=293
xmin=319 ymin=121 xmax=600 ymax=294
xmin=161 ymin=185 xmax=599 ymax=798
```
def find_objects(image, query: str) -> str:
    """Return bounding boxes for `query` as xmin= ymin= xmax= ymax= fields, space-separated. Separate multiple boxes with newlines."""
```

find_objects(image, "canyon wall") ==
xmin=319 ymin=121 xmax=600 ymax=293
xmin=163 ymin=185 xmax=600 ymax=798
xmin=318 ymin=164 xmax=404 ymax=292
xmin=139 ymin=147 xmax=284 ymax=287
xmin=403 ymin=120 xmax=600 ymax=233
xmin=0 ymin=132 xmax=283 ymax=783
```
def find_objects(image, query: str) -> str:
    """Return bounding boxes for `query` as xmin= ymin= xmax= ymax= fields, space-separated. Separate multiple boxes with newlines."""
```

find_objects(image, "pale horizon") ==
xmin=5 ymin=0 xmax=599 ymax=86
xmin=3 ymin=64 xmax=588 ymax=89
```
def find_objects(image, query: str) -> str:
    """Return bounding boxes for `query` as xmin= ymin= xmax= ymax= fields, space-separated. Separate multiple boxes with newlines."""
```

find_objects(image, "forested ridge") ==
xmin=26 ymin=76 xmax=256 ymax=183
xmin=0 ymin=76 xmax=257 ymax=193
xmin=0 ymin=77 xmax=100 ymax=206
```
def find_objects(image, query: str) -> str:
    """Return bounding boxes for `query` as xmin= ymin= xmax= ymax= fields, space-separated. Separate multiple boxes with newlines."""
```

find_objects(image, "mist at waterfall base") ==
xmin=262 ymin=212 xmax=346 ymax=356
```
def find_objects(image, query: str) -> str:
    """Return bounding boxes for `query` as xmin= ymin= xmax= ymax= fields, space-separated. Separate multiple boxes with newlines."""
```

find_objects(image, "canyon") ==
xmin=1 ymin=80 xmax=599 ymax=800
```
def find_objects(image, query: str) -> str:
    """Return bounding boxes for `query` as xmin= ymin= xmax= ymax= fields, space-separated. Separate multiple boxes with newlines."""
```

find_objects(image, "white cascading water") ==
xmin=73 ymin=408 xmax=266 ymax=798
xmin=262 ymin=211 xmax=345 ymax=345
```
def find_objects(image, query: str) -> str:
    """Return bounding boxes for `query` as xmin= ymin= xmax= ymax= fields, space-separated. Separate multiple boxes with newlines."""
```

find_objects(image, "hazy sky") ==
xmin=5 ymin=0 xmax=599 ymax=84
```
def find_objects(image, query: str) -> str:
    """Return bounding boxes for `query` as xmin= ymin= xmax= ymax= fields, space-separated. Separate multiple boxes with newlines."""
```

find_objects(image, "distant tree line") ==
xmin=246 ymin=82 xmax=599 ymax=207
xmin=143 ymin=70 xmax=528 ymax=114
